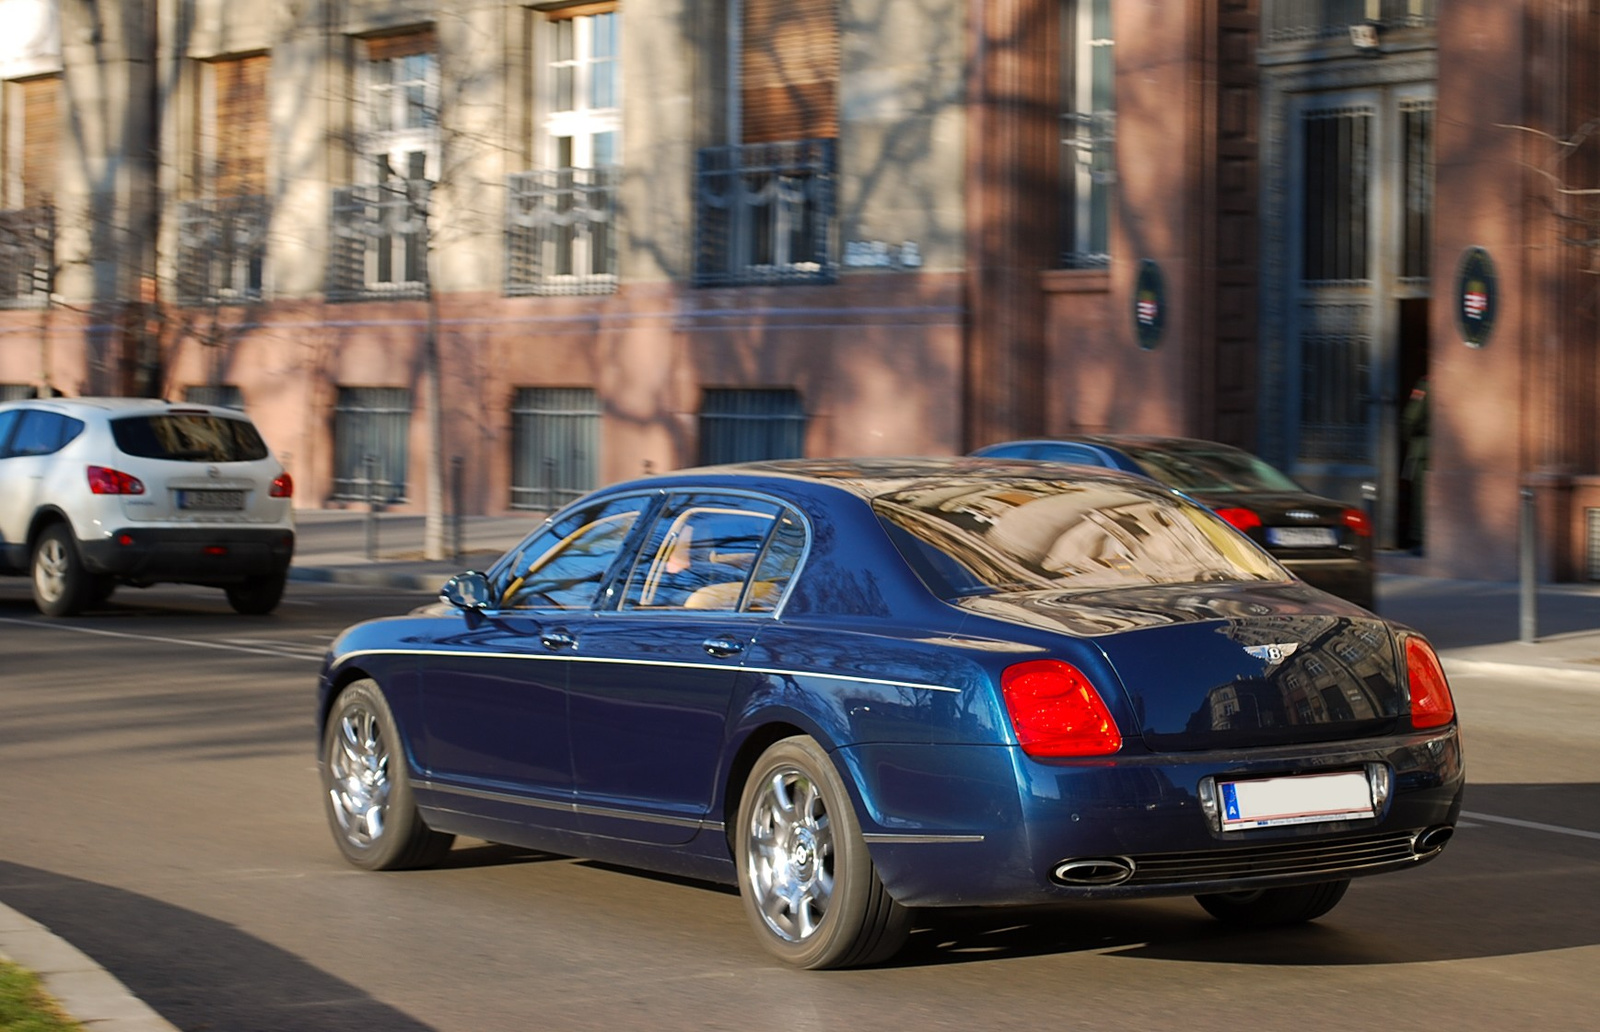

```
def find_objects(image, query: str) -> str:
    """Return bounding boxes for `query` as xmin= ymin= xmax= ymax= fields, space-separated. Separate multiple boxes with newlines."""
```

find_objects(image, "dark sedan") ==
xmin=316 ymin=459 xmax=1460 ymax=969
xmin=972 ymin=436 xmax=1374 ymax=608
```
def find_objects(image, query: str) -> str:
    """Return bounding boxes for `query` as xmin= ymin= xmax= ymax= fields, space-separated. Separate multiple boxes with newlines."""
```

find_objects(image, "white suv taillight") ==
xmin=270 ymin=472 xmax=294 ymax=498
xmin=87 ymin=465 xmax=145 ymax=495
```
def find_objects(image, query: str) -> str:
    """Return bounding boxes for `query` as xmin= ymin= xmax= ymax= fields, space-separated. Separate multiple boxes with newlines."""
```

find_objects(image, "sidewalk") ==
xmin=7 ymin=513 xmax=1600 ymax=1032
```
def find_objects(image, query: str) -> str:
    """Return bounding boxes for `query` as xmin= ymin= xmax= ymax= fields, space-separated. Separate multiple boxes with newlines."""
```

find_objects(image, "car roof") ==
xmin=0 ymin=396 xmax=249 ymax=419
xmin=633 ymin=456 xmax=1156 ymax=501
xmin=983 ymin=434 xmax=1251 ymax=455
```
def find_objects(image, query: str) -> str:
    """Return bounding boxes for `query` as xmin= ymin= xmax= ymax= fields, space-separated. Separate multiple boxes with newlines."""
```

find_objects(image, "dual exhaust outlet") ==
xmin=1050 ymin=824 xmax=1456 ymax=888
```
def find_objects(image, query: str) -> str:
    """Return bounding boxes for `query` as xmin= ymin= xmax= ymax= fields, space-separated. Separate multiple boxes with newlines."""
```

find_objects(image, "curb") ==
xmin=0 ymin=902 xmax=180 ymax=1032
xmin=288 ymin=565 xmax=447 ymax=592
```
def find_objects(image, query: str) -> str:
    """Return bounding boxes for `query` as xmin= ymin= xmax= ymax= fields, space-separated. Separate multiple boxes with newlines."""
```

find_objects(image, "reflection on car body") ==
xmin=316 ymin=458 xmax=1461 ymax=969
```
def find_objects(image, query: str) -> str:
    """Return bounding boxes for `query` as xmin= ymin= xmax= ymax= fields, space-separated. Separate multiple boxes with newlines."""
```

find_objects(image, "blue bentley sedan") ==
xmin=316 ymin=458 xmax=1462 ymax=969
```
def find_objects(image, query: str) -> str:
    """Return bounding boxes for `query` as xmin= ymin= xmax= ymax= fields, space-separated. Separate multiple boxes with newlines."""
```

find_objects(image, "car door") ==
xmin=0 ymin=410 xmax=80 ymax=566
xmin=413 ymin=493 xmax=652 ymax=833
xmin=566 ymin=492 xmax=800 ymax=845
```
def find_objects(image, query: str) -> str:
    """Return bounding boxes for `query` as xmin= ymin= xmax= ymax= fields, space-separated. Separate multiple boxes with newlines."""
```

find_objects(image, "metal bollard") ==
xmin=450 ymin=455 xmax=464 ymax=562
xmin=1519 ymin=486 xmax=1537 ymax=644
xmin=364 ymin=454 xmax=378 ymax=562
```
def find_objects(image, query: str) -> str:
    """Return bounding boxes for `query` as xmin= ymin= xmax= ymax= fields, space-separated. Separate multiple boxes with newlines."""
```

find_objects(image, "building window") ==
xmin=328 ymin=32 xmax=437 ymax=302
xmin=698 ymin=388 xmax=806 ymax=465
xmin=1400 ymin=99 xmax=1433 ymax=283
xmin=507 ymin=4 xmax=621 ymax=296
xmin=0 ymin=383 xmax=36 ymax=401
xmin=1302 ymin=106 xmax=1372 ymax=284
xmin=184 ymin=384 xmax=245 ymax=410
xmin=1 ymin=74 xmax=58 ymax=307
xmin=179 ymin=56 xmax=269 ymax=305
xmin=333 ymin=387 xmax=411 ymax=502
xmin=694 ymin=0 xmax=838 ymax=287
xmin=1265 ymin=1 xmax=1436 ymax=46
xmin=510 ymin=387 xmax=600 ymax=510
xmin=1059 ymin=0 xmax=1113 ymax=269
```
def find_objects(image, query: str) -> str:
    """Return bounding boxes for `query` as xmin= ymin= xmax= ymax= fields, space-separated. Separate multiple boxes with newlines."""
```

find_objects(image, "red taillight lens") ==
xmin=1214 ymin=507 xmax=1263 ymax=532
xmin=270 ymin=472 xmax=294 ymax=498
xmin=87 ymin=466 xmax=145 ymax=495
xmin=1342 ymin=508 xmax=1373 ymax=537
xmin=1404 ymin=635 xmax=1456 ymax=728
xmin=1000 ymin=659 xmax=1122 ymax=757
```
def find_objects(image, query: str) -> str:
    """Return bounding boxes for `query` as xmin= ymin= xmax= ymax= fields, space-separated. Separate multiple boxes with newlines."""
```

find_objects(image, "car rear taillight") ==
xmin=1403 ymin=635 xmax=1455 ymax=728
xmin=1342 ymin=508 xmax=1373 ymax=537
xmin=270 ymin=472 xmax=294 ymax=498
xmin=1213 ymin=507 xmax=1262 ymax=533
xmin=87 ymin=465 xmax=145 ymax=495
xmin=1000 ymin=659 xmax=1122 ymax=757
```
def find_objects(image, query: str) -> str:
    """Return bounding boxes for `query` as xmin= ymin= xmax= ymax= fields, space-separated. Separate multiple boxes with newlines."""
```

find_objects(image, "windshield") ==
xmin=1119 ymin=443 xmax=1302 ymax=494
xmin=874 ymin=476 xmax=1287 ymax=599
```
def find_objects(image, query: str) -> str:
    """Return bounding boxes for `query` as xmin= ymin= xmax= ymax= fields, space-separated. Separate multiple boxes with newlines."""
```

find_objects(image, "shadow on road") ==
xmin=0 ymin=861 xmax=439 ymax=1032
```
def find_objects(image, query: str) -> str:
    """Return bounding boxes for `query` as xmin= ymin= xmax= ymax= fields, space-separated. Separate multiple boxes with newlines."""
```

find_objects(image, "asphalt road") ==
xmin=1 ymin=578 xmax=1597 ymax=1032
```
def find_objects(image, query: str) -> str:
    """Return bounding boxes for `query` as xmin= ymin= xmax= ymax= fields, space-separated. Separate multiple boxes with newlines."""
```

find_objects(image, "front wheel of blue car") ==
xmin=321 ymin=679 xmax=455 ymax=871
xmin=735 ymin=736 xmax=911 ymax=969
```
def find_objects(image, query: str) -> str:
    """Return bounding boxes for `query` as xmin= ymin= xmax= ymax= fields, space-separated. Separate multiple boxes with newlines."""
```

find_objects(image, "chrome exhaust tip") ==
xmin=1413 ymin=825 xmax=1454 ymax=855
xmin=1051 ymin=856 xmax=1135 ymax=886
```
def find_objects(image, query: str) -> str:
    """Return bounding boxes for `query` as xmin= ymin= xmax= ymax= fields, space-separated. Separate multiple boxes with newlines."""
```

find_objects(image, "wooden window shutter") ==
xmin=740 ymin=0 xmax=838 ymax=144
xmin=364 ymin=29 xmax=438 ymax=63
xmin=544 ymin=1 xmax=618 ymax=21
xmin=20 ymin=75 xmax=61 ymax=208
xmin=213 ymin=55 xmax=270 ymax=196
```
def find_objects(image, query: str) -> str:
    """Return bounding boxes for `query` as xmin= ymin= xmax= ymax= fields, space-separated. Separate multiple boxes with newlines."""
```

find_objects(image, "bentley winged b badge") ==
xmin=1244 ymin=643 xmax=1300 ymax=665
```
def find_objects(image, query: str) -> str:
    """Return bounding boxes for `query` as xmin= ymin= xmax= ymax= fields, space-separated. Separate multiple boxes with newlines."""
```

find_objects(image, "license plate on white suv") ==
xmin=178 ymin=489 xmax=246 ymax=511
xmin=1219 ymin=771 xmax=1375 ymax=831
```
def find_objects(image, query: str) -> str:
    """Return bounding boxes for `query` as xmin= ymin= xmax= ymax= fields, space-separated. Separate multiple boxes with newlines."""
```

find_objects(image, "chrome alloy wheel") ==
xmin=33 ymin=535 xmax=70 ymax=605
xmin=745 ymin=765 xmax=836 ymax=943
xmin=327 ymin=701 xmax=392 ymax=850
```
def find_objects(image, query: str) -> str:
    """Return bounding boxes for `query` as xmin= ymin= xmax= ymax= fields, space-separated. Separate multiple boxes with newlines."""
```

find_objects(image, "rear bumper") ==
xmin=840 ymin=726 xmax=1463 ymax=908
xmin=79 ymin=526 xmax=295 ymax=584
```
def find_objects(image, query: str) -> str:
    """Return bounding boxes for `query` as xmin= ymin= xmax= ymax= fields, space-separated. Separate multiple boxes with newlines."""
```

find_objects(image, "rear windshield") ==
xmin=111 ymin=414 xmax=270 ymax=462
xmin=873 ymin=476 xmax=1286 ymax=599
xmin=1119 ymin=444 xmax=1301 ymax=494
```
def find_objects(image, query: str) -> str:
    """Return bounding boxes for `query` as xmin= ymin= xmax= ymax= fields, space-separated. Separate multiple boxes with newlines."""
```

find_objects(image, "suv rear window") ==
xmin=111 ymin=414 xmax=270 ymax=462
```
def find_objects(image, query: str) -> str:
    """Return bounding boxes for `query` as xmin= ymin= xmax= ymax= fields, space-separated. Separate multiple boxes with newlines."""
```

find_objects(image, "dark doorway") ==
xmin=1395 ymin=298 xmax=1430 ymax=551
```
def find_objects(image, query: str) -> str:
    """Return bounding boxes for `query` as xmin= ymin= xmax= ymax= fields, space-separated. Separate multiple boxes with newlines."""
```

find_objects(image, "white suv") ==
xmin=0 ymin=397 xmax=296 ymax=616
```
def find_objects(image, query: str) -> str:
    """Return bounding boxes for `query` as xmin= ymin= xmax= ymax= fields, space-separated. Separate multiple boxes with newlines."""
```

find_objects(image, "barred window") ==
xmin=0 ymin=384 xmax=36 ymax=401
xmin=1400 ymin=100 xmax=1434 ymax=283
xmin=179 ymin=56 xmax=270 ymax=305
xmin=1265 ymin=1 xmax=1436 ymax=46
xmin=184 ymin=384 xmax=245 ymax=410
xmin=510 ymin=387 xmax=600 ymax=511
xmin=332 ymin=387 xmax=411 ymax=502
xmin=698 ymin=388 xmax=806 ymax=465
xmin=1 ymin=75 xmax=58 ymax=307
xmin=1302 ymin=107 xmax=1372 ymax=284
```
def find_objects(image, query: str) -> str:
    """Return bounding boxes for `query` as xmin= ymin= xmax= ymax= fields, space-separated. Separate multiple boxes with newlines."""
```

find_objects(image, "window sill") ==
xmin=1041 ymin=268 xmax=1111 ymax=294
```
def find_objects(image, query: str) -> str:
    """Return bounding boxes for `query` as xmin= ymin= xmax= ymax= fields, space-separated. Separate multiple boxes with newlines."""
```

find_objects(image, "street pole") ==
xmin=1519 ymin=486 xmax=1537 ymax=643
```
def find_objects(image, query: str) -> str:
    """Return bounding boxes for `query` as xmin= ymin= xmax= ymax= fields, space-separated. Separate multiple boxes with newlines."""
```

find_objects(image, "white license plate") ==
xmin=1219 ymin=771 xmax=1375 ymax=831
xmin=178 ymin=490 xmax=246 ymax=511
xmin=1266 ymin=526 xmax=1338 ymax=548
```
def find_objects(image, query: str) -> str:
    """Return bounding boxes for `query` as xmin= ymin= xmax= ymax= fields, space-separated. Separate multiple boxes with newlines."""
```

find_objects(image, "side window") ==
xmin=621 ymin=494 xmax=789 ymax=612
xmin=7 ymin=412 xmax=81 ymax=456
xmin=498 ymin=495 xmax=647 ymax=610
xmin=0 ymin=410 xmax=21 ymax=457
xmin=1038 ymin=444 xmax=1107 ymax=467
xmin=746 ymin=511 xmax=807 ymax=613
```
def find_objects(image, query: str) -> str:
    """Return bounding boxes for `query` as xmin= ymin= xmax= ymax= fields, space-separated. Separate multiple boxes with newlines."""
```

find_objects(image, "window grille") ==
xmin=1588 ymin=509 xmax=1600 ymax=581
xmin=333 ymin=387 xmax=411 ymax=502
xmin=510 ymin=388 xmax=600 ymax=511
xmin=1265 ymin=1 xmax=1436 ymax=45
xmin=0 ymin=206 xmax=53 ymax=308
xmin=1303 ymin=107 xmax=1372 ymax=284
xmin=1297 ymin=302 xmax=1370 ymax=462
xmin=694 ymin=140 xmax=836 ymax=287
xmin=505 ymin=168 xmax=619 ymax=295
xmin=698 ymin=389 xmax=807 ymax=465
xmin=177 ymin=196 xmax=267 ymax=305
xmin=0 ymin=384 xmax=36 ymax=401
xmin=1059 ymin=0 xmax=1115 ymax=269
xmin=1400 ymin=100 xmax=1434 ymax=283
xmin=327 ymin=182 xmax=430 ymax=301
xmin=184 ymin=384 xmax=245 ymax=410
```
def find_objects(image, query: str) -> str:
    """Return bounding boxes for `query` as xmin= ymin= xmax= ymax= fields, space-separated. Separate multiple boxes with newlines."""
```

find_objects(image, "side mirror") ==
xmin=440 ymin=571 xmax=493 ymax=611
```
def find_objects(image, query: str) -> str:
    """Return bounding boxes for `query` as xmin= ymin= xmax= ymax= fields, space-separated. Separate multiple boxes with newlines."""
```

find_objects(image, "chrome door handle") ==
xmin=540 ymin=630 xmax=578 ymax=651
xmin=702 ymin=637 xmax=744 ymax=658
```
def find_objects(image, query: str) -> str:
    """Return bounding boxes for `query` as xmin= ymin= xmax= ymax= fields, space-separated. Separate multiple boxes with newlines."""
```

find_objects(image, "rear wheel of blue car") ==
xmin=735 ymin=736 xmax=912 ymax=969
xmin=1195 ymin=879 xmax=1350 ymax=927
xmin=321 ymin=679 xmax=455 ymax=871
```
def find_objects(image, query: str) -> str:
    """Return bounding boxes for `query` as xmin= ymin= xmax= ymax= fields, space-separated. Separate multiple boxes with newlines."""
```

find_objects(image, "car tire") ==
xmin=226 ymin=572 xmax=287 ymax=615
xmin=31 ymin=524 xmax=90 ymax=618
xmin=88 ymin=576 xmax=117 ymax=606
xmin=1195 ymin=879 xmax=1350 ymax=927
xmin=734 ymin=735 xmax=912 ymax=969
xmin=321 ymin=678 xmax=455 ymax=871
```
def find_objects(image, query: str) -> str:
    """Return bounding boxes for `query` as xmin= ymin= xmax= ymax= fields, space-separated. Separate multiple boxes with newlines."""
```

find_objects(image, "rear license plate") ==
xmin=1266 ymin=526 xmax=1338 ymax=548
xmin=1219 ymin=771 xmax=1375 ymax=831
xmin=178 ymin=490 xmax=246 ymax=512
